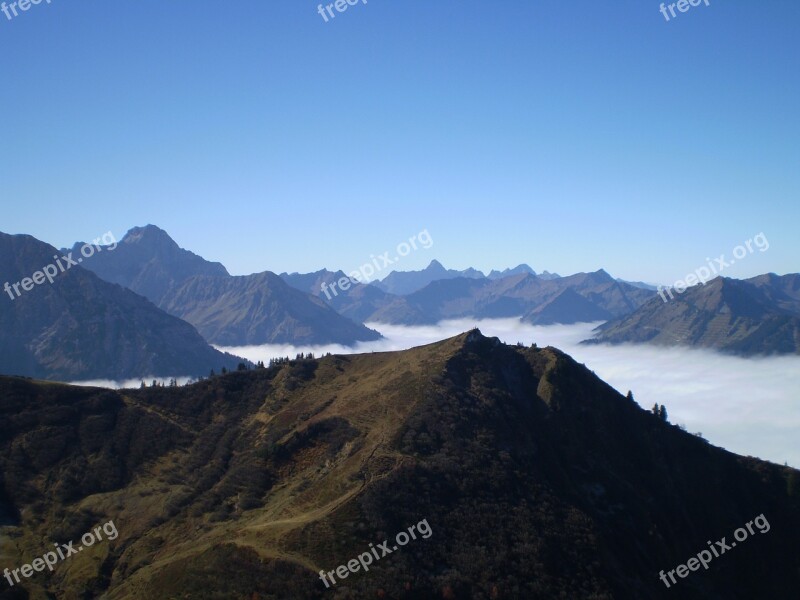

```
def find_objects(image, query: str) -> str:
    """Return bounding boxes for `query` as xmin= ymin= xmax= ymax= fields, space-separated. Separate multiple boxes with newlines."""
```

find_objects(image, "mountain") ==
xmin=0 ymin=331 xmax=797 ymax=599
xmin=78 ymin=226 xmax=382 ymax=346
xmin=0 ymin=232 xmax=244 ymax=381
xmin=585 ymin=274 xmax=800 ymax=356
xmin=285 ymin=267 xmax=649 ymax=327
xmin=368 ymin=270 xmax=651 ymax=325
xmin=617 ymin=278 xmax=659 ymax=291
xmin=280 ymin=268 xmax=400 ymax=323
xmin=523 ymin=287 xmax=612 ymax=325
xmin=487 ymin=263 xmax=537 ymax=279
xmin=373 ymin=260 xmax=485 ymax=295
xmin=160 ymin=271 xmax=382 ymax=346
xmin=537 ymin=270 xmax=561 ymax=280
xmin=69 ymin=224 xmax=228 ymax=305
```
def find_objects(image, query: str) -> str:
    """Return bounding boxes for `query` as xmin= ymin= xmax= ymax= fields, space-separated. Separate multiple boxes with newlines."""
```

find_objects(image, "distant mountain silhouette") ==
xmin=0 ymin=232 xmax=244 ymax=380
xmin=78 ymin=226 xmax=381 ymax=346
xmin=160 ymin=271 xmax=382 ymax=346
xmin=585 ymin=274 xmax=800 ymax=355
xmin=1 ymin=331 xmax=797 ymax=598
xmin=365 ymin=270 xmax=650 ymax=325
xmin=487 ymin=263 xmax=537 ymax=279
xmin=373 ymin=259 xmax=485 ymax=295
xmin=280 ymin=268 xmax=400 ymax=323
xmin=283 ymin=265 xmax=646 ymax=326
xmin=523 ymin=287 xmax=613 ymax=325
xmin=617 ymin=278 xmax=659 ymax=291
xmin=68 ymin=224 xmax=228 ymax=305
xmin=537 ymin=270 xmax=561 ymax=280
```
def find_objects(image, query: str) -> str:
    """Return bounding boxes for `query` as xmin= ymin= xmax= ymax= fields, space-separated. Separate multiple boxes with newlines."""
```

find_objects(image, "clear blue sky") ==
xmin=1 ymin=0 xmax=798 ymax=284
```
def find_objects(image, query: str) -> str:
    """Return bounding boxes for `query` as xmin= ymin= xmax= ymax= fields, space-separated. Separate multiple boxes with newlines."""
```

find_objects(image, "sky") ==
xmin=1 ymin=0 xmax=798 ymax=284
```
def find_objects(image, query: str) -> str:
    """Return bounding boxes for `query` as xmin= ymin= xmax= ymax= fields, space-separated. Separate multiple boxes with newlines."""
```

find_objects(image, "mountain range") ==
xmin=371 ymin=259 xmax=485 ymax=295
xmin=586 ymin=274 xmax=800 ymax=355
xmin=75 ymin=226 xmax=654 ymax=337
xmin=0 ymin=331 xmax=797 ymax=598
xmin=280 ymin=265 xmax=652 ymax=326
xmin=361 ymin=269 xmax=653 ymax=325
xmin=3 ymin=224 xmax=796 ymax=386
xmin=0 ymin=232 xmax=243 ymax=381
xmin=73 ymin=225 xmax=381 ymax=346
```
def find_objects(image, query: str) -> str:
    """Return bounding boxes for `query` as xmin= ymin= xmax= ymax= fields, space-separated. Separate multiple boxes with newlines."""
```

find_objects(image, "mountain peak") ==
xmin=74 ymin=225 xmax=230 ymax=305
xmin=459 ymin=327 xmax=502 ymax=349
xmin=465 ymin=328 xmax=484 ymax=343
xmin=123 ymin=224 xmax=180 ymax=249
xmin=488 ymin=264 xmax=537 ymax=280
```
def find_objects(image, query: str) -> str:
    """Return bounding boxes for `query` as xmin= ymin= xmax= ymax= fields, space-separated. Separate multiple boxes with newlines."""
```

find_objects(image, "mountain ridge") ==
xmin=585 ymin=274 xmax=800 ymax=355
xmin=0 ymin=331 xmax=797 ymax=598
xmin=0 ymin=231 xmax=245 ymax=381
xmin=77 ymin=226 xmax=382 ymax=347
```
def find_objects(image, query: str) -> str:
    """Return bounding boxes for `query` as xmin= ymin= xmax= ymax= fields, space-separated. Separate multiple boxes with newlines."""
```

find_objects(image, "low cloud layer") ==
xmin=69 ymin=376 xmax=196 ymax=389
xmin=219 ymin=319 xmax=800 ymax=468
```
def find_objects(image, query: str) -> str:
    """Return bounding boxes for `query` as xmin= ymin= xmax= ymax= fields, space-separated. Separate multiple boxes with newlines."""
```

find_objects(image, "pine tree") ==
xmin=659 ymin=404 xmax=668 ymax=422
xmin=787 ymin=471 xmax=799 ymax=497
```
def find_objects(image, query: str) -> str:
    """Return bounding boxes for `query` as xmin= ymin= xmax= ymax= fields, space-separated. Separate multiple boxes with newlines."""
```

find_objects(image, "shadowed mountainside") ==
xmin=0 ymin=232 xmax=244 ymax=381
xmin=160 ymin=271 xmax=382 ymax=346
xmin=68 ymin=225 xmax=229 ymax=306
xmin=77 ymin=226 xmax=382 ymax=346
xmin=585 ymin=274 xmax=800 ymax=356
xmin=280 ymin=268 xmax=402 ymax=324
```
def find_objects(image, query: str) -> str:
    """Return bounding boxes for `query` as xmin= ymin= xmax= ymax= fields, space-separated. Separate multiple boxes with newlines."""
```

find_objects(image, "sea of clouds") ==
xmin=216 ymin=319 xmax=800 ymax=468
xmin=73 ymin=318 xmax=800 ymax=468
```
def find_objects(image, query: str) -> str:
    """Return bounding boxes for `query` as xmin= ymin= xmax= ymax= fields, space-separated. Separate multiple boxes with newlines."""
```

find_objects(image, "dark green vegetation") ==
xmin=0 ymin=332 xmax=798 ymax=599
xmin=587 ymin=274 xmax=800 ymax=356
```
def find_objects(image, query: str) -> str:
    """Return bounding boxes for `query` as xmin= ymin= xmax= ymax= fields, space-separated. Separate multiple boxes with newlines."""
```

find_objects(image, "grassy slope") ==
xmin=0 ymin=332 xmax=798 ymax=599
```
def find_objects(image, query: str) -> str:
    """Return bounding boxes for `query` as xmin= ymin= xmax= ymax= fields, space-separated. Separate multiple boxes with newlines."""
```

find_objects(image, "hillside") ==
xmin=586 ymin=275 xmax=800 ymax=356
xmin=69 ymin=225 xmax=229 ymax=306
xmin=280 ymin=269 xmax=401 ymax=324
xmin=0 ymin=332 xmax=798 ymax=599
xmin=78 ymin=226 xmax=382 ymax=346
xmin=0 ymin=232 xmax=243 ymax=381
xmin=160 ymin=271 xmax=382 ymax=346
